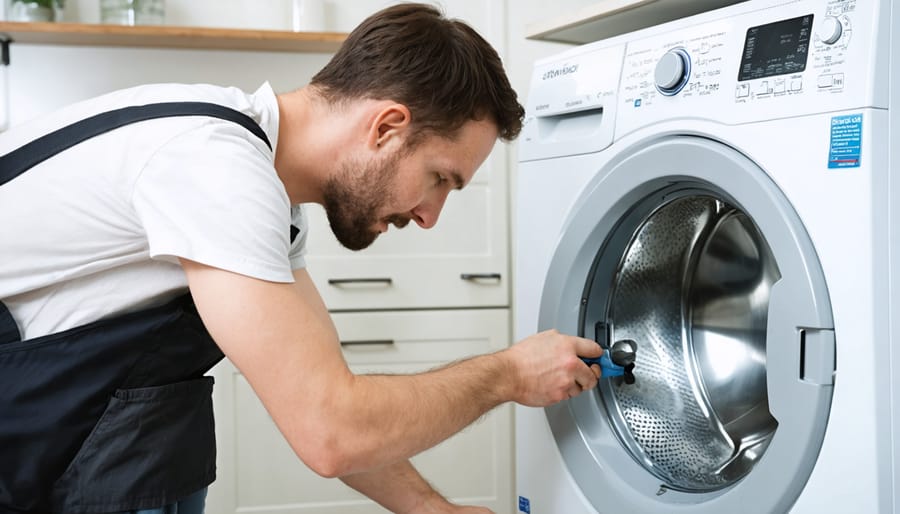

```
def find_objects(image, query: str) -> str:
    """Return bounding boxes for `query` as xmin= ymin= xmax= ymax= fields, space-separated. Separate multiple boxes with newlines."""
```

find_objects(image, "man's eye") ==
xmin=436 ymin=174 xmax=447 ymax=185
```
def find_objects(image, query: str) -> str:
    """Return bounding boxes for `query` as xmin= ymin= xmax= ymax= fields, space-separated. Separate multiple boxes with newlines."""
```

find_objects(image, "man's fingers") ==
xmin=569 ymin=336 xmax=602 ymax=398
xmin=571 ymin=362 xmax=600 ymax=396
xmin=506 ymin=330 xmax=608 ymax=406
xmin=568 ymin=383 xmax=583 ymax=398
xmin=573 ymin=336 xmax=603 ymax=358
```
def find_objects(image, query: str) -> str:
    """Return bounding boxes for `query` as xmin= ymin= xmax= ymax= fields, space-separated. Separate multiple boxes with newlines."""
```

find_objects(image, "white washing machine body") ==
xmin=514 ymin=1 xmax=900 ymax=513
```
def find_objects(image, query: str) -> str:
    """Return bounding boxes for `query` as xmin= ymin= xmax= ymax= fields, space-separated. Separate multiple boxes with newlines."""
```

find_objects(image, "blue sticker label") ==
xmin=518 ymin=496 xmax=531 ymax=513
xmin=829 ymin=114 xmax=862 ymax=169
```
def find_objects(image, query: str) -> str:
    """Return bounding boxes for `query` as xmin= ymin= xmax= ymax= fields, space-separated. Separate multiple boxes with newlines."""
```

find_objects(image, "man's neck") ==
xmin=273 ymin=87 xmax=333 ymax=206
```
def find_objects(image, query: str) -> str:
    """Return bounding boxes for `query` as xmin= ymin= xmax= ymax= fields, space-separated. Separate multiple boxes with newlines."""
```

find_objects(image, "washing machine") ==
xmin=514 ymin=0 xmax=899 ymax=513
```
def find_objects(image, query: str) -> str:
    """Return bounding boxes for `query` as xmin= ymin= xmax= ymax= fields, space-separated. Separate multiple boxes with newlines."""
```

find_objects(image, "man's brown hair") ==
xmin=311 ymin=2 xmax=524 ymax=144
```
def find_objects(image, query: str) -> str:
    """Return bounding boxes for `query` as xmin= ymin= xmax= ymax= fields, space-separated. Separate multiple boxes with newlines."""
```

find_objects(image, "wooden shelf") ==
xmin=526 ymin=0 xmax=747 ymax=45
xmin=0 ymin=21 xmax=347 ymax=53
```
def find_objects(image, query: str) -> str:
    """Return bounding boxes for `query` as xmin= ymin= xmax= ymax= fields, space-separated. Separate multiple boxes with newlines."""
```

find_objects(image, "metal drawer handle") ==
xmin=328 ymin=278 xmax=393 ymax=286
xmin=460 ymin=273 xmax=502 ymax=281
xmin=340 ymin=339 xmax=396 ymax=346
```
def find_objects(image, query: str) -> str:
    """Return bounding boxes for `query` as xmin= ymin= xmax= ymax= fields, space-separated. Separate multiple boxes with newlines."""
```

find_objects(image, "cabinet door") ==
xmin=207 ymin=309 xmax=513 ymax=514
xmin=304 ymin=146 xmax=509 ymax=311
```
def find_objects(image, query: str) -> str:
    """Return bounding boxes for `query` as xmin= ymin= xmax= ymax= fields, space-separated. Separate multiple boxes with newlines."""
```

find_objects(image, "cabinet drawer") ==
xmin=208 ymin=309 xmax=514 ymax=514
xmin=334 ymin=309 xmax=508 ymax=365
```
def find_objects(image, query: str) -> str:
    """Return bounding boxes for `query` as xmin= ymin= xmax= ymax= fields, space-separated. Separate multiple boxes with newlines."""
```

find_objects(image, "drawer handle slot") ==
xmin=328 ymin=278 xmax=393 ymax=286
xmin=340 ymin=339 xmax=396 ymax=346
xmin=460 ymin=273 xmax=502 ymax=281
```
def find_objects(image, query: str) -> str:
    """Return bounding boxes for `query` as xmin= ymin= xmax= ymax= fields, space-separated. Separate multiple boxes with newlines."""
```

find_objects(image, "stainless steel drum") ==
xmin=589 ymin=194 xmax=780 ymax=492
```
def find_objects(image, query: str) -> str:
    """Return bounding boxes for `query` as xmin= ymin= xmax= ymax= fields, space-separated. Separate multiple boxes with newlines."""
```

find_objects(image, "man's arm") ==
xmin=275 ymin=267 xmax=495 ymax=513
xmin=181 ymin=260 xmax=601 ymax=478
xmin=340 ymin=461 xmax=491 ymax=514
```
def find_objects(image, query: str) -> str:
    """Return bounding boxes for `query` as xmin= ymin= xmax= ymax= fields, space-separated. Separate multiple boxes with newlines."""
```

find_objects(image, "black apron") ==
xmin=0 ymin=103 xmax=273 ymax=513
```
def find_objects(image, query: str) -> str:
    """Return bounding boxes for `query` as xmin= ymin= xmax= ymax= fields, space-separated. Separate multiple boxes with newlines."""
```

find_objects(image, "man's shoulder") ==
xmin=0 ymin=83 xmax=256 ymax=153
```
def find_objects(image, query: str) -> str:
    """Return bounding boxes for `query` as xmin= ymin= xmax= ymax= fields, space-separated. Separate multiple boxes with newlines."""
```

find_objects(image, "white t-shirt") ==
xmin=0 ymin=82 xmax=308 ymax=340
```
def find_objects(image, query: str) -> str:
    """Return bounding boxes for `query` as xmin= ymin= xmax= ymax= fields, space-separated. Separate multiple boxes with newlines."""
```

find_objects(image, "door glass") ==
xmin=584 ymin=193 xmax=780 ymax=492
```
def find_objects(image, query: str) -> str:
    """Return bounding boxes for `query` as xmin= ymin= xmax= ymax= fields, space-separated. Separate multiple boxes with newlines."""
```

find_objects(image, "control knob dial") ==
xmin=818 ymin=16 xmax=843 ymax=45
xmin=655 ymin=48 xmax=691 ymax=96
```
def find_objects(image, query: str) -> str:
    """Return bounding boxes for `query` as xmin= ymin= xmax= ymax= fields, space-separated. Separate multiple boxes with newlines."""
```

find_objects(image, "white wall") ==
xmin=7 ymin=0 xmax=365 ymax=125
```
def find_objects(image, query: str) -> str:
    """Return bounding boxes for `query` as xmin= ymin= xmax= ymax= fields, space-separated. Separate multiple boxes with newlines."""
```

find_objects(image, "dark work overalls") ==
xmin=0 ymin=103 xmax=273 ymax=513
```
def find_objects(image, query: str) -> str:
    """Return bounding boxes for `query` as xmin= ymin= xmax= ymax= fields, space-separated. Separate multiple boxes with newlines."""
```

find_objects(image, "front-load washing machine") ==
xmin=514 ymin=0 xmax=899 ymax=512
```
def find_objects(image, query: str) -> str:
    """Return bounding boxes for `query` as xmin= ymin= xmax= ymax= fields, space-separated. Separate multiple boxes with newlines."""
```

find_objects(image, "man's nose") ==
xmin=411 ymin=191 xmax=450 ymax=229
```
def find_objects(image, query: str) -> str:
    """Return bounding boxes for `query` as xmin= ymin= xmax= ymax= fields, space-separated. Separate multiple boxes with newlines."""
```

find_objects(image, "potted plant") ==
xmin=9 ymin=0 xmax=64 ymax=22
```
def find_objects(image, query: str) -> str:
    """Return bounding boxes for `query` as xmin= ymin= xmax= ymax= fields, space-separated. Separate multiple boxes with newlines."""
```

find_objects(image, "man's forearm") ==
xmin=292 ymin=328 xmax=600 ymax=478
xmin=311 ymin=352 xmax=512 ymax=477
xmin=313 ymin=326 xmax=600 ymax=477
xmin=340 ymin=460 xmax=447 ymax=514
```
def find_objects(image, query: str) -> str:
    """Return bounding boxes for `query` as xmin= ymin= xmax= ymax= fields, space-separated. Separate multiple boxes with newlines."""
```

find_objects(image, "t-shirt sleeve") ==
xmin=289 ymin=204 xmax=309 ymax=270
xmin=132 ymin=121 xmax=295 ymax=283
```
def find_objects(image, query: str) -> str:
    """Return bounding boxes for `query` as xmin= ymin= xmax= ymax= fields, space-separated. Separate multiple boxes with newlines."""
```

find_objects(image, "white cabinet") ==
xmin=207 ymin=309 xmax=513 ymax=514
xmin=304 ymin=147 xmax=509 ymax=310
xmin=523 ymin=0 xmax=747 ymax=44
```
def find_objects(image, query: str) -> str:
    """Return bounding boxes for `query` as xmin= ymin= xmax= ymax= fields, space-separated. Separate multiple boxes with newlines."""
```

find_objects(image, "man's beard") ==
xmin=322 ymin=152 xmax=411 ymax=251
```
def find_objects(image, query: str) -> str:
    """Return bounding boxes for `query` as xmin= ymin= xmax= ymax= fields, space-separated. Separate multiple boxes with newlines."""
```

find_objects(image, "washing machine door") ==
xmin=539 ymin=136 xmax=834 ymax=513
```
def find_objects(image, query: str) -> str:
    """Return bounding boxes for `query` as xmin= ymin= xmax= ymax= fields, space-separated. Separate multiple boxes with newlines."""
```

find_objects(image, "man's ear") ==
xmin=368 ymin=103 xmax=411 ymax=150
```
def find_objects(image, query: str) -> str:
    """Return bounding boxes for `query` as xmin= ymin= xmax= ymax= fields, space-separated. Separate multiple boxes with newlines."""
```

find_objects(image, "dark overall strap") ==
xmin=0 ymin=102 xmax=272 ymax=345
xmin=0 ymin=101 xmax=271 ymax=187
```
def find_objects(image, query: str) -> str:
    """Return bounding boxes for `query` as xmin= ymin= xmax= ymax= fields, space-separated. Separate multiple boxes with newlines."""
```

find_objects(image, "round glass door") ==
xmin=582 ymin=189 xmax=779 ymax=492
xmin=539 ymin=137 xmax=834 ymax=513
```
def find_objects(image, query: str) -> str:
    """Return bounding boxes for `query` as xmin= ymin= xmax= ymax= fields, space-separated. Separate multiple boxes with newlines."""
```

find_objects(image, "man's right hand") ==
xmin=501 ymin=329 xmax=603 ymax=407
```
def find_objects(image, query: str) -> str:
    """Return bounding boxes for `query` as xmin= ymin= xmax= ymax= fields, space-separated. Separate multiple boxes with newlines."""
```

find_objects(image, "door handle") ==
xmin=340 ymin=339 xmax=396 ymax=346
xmin=328 ymin=278 xmax=393 ymax=286
xmin=460 ymin=273 xmax=502 ymax=281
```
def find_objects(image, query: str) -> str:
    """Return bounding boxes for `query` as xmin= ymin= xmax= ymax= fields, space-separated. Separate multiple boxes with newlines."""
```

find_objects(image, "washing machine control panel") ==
xmin=616 ymin=0 xmax=874 ymax=130
xmin=621 ymin=27 xmax=729 ymax=110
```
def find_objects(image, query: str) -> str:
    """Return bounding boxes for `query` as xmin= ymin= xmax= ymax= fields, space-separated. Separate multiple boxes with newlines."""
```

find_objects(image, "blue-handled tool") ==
xmin=582 ymin=352 xmax=625 ymax=377
xmin=582 ymin=339 xmax=638 ymax=384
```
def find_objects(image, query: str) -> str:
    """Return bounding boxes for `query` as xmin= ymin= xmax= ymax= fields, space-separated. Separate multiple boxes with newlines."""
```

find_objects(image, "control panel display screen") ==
xmin=738 ymin=14 xmax=813 ymax=81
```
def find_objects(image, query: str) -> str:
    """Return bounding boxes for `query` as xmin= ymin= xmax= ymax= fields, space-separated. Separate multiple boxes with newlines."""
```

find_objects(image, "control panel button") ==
xmin=818 ymin=16 xmax=843 ymax=45
xmin=817 ymin=74 xmax=834 ymax=88
xmin=654 ymin=48 xmax=691 ymax=96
